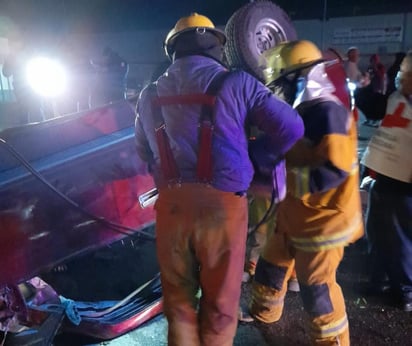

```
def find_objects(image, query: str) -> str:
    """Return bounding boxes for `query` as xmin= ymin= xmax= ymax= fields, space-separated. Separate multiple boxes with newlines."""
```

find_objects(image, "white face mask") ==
xmin=293 ymin=63 xmax=337 ymax=107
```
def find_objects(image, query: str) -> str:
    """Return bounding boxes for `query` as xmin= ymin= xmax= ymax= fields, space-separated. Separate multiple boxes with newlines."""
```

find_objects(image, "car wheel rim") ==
xmin=254 ymin=19 xmax=288 ymax=55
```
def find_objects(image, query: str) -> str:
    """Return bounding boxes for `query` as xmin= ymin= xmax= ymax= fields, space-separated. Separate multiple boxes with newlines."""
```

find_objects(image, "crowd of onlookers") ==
xmin=344 ymin=46 xmax=407 ymax=127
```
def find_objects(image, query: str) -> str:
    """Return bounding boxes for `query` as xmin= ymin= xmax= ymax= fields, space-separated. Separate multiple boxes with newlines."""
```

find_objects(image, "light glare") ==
xmin=347 ymin=81 xmax=357 ymax=92
xmin=26 ymin=57 xmax=67 ymax=98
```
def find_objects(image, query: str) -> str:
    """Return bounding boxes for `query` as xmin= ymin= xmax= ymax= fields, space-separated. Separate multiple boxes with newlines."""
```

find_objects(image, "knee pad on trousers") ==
xmin=249 ymin=281 xmax=284 ymax=323
xmin=254 ymin=257 xmax=288 ymax=290
xmin=300 ymin=283 xmax=333 ymax=316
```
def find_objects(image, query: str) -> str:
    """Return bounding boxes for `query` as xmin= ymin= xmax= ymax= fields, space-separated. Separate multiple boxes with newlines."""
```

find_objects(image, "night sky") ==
xmin=1 ymin=0 xmax=246 ymax=36
xmin=0 ymin=0 xmax=411 ymax=37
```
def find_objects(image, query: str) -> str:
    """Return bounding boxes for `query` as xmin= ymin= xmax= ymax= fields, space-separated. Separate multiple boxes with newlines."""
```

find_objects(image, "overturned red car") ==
xmin=0 ymin=100 xmax=163 ymax=344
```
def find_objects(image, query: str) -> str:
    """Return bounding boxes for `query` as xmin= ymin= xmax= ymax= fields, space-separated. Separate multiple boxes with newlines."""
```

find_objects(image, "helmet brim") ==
xmin=266 ymin=59 xmax=325 ymax=85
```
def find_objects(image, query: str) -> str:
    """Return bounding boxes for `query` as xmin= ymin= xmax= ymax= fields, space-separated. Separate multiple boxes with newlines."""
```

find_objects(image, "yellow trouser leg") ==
xmin=295 ymin=247 xmax=349 ymax=346
xmin=249 ymin=231 xmax=295 ymax=323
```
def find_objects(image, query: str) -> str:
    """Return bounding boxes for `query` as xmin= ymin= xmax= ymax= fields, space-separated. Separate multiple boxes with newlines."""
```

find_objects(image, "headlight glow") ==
xmin=26 ymin=57 xmax=67 ymax=98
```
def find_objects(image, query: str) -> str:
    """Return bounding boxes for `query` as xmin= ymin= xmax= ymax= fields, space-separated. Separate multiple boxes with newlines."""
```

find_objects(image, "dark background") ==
xmin=1 ymin=0 xmax=411 ymax=35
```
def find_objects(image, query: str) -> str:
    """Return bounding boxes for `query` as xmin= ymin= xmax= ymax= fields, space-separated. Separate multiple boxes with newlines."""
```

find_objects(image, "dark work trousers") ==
xmin=366 ymin=178 xmax=412 ymax=301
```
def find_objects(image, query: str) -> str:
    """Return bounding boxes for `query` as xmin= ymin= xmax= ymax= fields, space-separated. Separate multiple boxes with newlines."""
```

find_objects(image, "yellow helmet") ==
xmin=164 ymin=13 xmax=226 ymax=59
xmin=262 ymin=40 xmax=323 ymax=85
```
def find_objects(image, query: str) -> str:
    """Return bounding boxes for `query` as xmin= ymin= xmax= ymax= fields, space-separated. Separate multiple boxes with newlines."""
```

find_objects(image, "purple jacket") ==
xmin=135 ymin=55 xmax=303 ymax=192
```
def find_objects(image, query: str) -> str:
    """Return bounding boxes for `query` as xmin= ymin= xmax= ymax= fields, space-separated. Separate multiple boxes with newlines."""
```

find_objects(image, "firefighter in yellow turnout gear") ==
xmin=247 ymin=41 xmax=364 ymax=345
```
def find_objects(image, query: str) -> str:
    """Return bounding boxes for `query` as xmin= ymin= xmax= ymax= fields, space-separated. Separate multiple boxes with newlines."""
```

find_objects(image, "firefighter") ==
xmin=134 ymin=13 xmax=304 ymax=346
xmin=244 ymin=40 xmax=364 ymax=345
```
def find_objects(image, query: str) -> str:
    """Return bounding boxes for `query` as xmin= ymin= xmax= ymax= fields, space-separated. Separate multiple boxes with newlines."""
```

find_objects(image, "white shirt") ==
xmin=361 ymin=90 xmax=412 ymax=183
xmin=344 ymin=60 xmax=362 ymax=85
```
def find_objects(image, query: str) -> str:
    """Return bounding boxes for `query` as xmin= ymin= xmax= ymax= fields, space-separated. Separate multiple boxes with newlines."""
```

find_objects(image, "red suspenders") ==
xmin=151 ymin=72 xmax=228 ymax=186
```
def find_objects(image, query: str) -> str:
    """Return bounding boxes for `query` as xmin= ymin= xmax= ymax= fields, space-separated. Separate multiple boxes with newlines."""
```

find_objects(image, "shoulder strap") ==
xmin=197 ymin=71 xmax=230 ymax=183
xmin=150 ymin=82 xmax=181 ymax=185
xmin=150 ymin=71 xmax=230 ymax=185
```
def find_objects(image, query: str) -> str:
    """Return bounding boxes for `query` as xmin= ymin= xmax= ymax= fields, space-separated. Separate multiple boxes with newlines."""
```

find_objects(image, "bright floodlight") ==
xmin=26 ymin=57 xmax=67 ymax=98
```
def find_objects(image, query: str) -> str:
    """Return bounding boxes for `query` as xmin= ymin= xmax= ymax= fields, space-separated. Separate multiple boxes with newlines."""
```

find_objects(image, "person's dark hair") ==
xmin=268 ymin=71 xmax=302 ymax=106
xmin=369 ymin=53 xmax=380 ymax=64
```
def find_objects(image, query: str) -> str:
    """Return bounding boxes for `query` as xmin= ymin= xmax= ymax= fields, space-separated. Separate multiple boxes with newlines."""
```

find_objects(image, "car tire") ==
xmin=224 ymin=0 xmax=297 ymax=82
